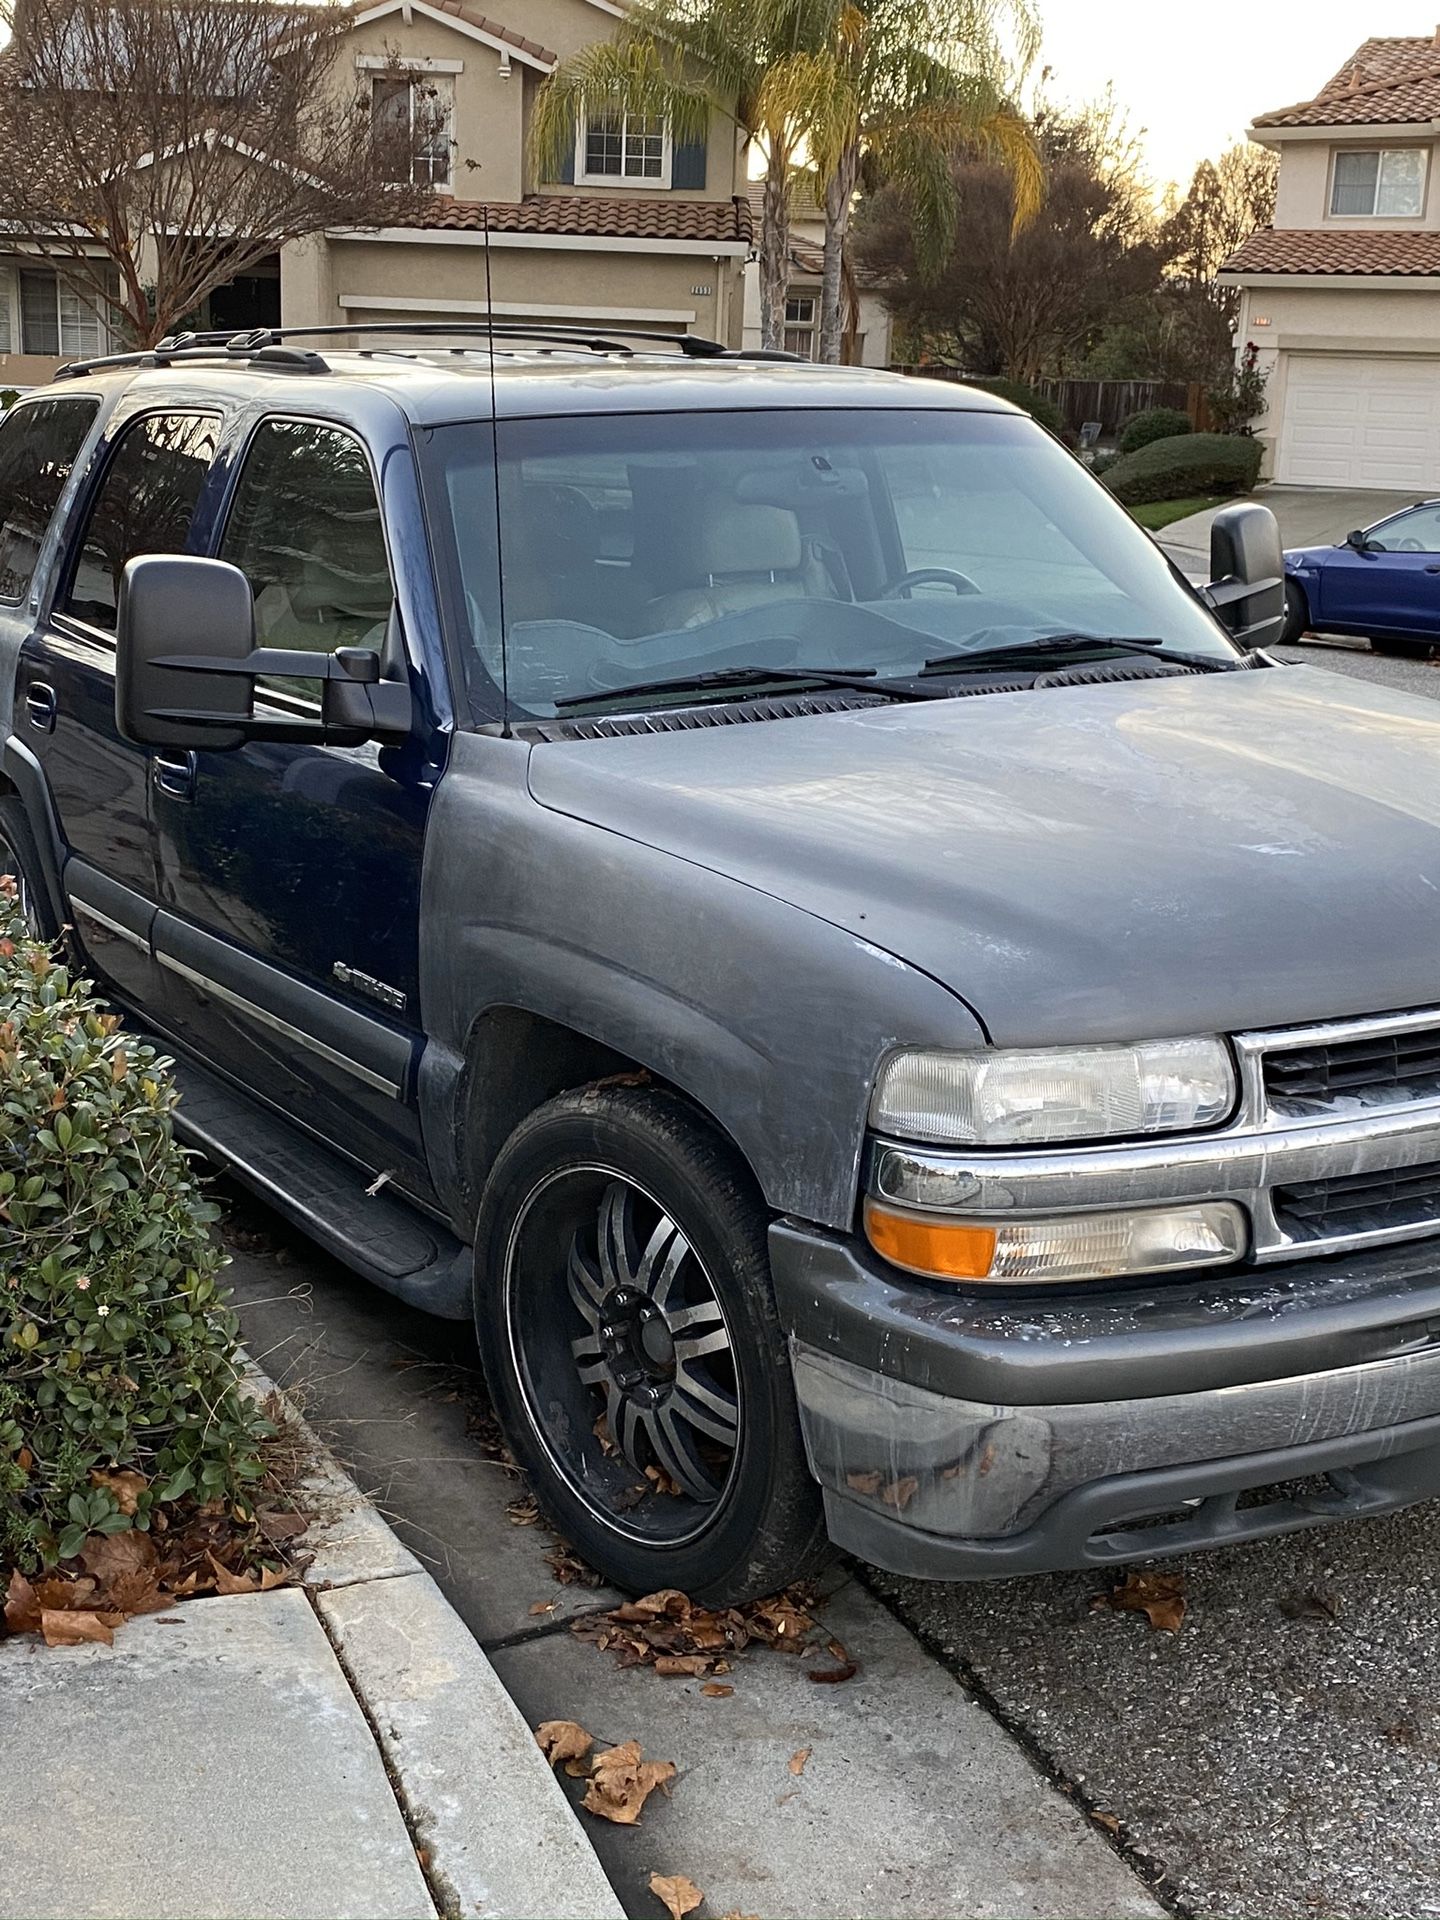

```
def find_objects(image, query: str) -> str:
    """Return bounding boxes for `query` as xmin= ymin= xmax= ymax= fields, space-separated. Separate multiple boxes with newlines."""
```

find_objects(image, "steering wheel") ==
xmin=1397 ymin=537 xmax=1425 ymax=552
xmin=884 ymin=567 xmax=981 ymax=598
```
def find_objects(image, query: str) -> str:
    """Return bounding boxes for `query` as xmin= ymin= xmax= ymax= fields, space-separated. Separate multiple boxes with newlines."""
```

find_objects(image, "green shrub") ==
xmin=1089 ymin=450 xmax=1118 ymax=478
xmin=1119 ymin=406 xmax=1192 ymax=455
xmin=1103 ymin=432 xmax=1263 ymax=507
xmin=0 ymin=878 xmax=265 ymax=1571
xmin=972 ymin=377 xmax=1065 ymax=437
xmin=0 ymin=390 xmax=17 ymax=414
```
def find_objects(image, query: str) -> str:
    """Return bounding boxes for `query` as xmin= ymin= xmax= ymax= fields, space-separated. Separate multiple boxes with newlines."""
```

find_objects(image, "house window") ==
xmin=1330 ymin=148 xmax=1426 ymax=217
xmin=15 ymin=269 xmax=107 ymax=357
xmin=784 ymin=294 xmax=817 ymax=360
xmin=578 ymin=111 xmax=671 ymax=187
xmin=0 ymin=269 xmax=12 ymax=355
xmin=372 ymin=73 xmax=454 ymax=191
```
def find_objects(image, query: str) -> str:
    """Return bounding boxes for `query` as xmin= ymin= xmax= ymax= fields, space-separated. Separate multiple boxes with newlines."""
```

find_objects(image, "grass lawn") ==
xmin=1127 ymin=494 xmax=1227 ymax=532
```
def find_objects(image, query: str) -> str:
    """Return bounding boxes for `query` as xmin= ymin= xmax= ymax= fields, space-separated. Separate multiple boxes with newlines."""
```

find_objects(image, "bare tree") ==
xmin=0 ymin=0 xmax=441 ymax=350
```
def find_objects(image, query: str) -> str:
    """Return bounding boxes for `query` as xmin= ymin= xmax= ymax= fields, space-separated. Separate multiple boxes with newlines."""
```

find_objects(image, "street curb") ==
xmin=243 ymin=1363 xmax=626 ymax=1920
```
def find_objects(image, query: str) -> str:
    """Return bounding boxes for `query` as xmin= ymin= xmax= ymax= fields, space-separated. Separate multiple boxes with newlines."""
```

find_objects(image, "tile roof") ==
xmin=746 ymin=178 xmax=823 ymax=223
xmin=413 ymin=1 xmax=556 ymax=64
xmin=394 ymin=193 xmax=753 ymax=244
xmin=1255 ymin=33 xmax=1440 ymax=128
xmin=1218 ymin=226 xmax=1440 ymax=276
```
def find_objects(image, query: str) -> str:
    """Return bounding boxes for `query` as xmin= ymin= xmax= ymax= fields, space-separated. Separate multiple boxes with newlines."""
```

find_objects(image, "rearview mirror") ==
xmin=116 ymin=555 xmax=411 ymax=751
xmin=1204 ymin=502 xmax=1285 ymax=652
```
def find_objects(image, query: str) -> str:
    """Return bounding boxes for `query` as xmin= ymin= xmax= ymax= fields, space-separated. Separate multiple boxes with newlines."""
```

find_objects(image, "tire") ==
xmin=473 ymin=1085 xmax=830 ymax=1603
xmin=1279 ymin=580 xmax=1309 ymax=646
xmin=0 ymin=793 xmax=58 ymax=939
xmin=1370 ymin=636 xmax=1436 ymax=660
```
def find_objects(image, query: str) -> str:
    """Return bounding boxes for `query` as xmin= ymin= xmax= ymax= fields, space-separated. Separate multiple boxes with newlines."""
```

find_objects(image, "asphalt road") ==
xmin=1277 ymin=634 xmax=1440 ymax=700
xmin=227 ymin=638 xmax=1440 ymax=1920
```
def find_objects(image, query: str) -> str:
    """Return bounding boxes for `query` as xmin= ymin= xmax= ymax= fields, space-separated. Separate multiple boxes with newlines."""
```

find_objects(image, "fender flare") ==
xmin=2 ymin=735 xmax=68 ymax=929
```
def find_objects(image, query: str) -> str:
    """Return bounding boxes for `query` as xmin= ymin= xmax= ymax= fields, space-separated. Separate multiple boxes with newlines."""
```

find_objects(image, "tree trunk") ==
xmin=819 ymin=145 xmax=858 ymax=365
xmin=759 ymin=145 xmax=789 ymax=352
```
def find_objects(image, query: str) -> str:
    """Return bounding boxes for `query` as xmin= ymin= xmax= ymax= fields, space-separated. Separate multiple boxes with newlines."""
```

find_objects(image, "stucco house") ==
xmin=1220 ymin=32 xmax=1440 ymax=486
xmin=0 ymin=0 xmax=753 ymax=387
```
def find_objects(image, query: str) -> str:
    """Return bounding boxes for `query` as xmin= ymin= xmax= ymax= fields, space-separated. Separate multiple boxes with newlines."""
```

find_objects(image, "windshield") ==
xmin=420 ymin=406 xmax=1237 ymax=720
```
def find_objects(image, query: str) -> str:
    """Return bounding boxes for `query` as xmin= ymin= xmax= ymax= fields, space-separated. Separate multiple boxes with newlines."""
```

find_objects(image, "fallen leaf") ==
xmin=3 ymin=1569 xmax=40 ymax=1634
xmin=1278 ymin=1589 xmax=1339 ymax=1623
xmin=529 ymin=1600 xmax=560 ymax=1616
xmin=649 ymin=1873 xmax=703 ymax=1920
xmin=90 ymin=1468 xmax=147 ymax=1516
xmin=1092 ymin=1571 xmax=1186 ymax=1634
xmin=845 ymin=1470 xmax=883 ymax=1496
xmin=535 ymin=1720 xmax=594 ymax=1769
xmin=1094 ymin=1810 xmax=1121 ymax=1835
xmin=880 ymin=1474 xmax=919 ymax=1512
xmin=807 ymin=1662 xmax=858 ymax=1684
xmin=507 ymin=1494 xmax=541 ymax=1527
xmin=700 ymin=1683 xmax=734 ymax=1698
xmin=581 ymin=1739 xmax=676 ymax=1825
xmin=41 ymin=1608 xmax=120 ymax=1647
xmin=593 ymin=1411 xmax=618 ymax=1457
xmin=789 ymin=1746 xmax=811 ymax=1776
xmin=546 ymin=1544 xmax=604 ymax=1587
xmin=654 ymin=1654 xmax=713 ymax=1676
xmin=644 ymin=1464 xmax=684 ymax=1498
xmin=256 ymin=1509 xmax=309 ymax=1543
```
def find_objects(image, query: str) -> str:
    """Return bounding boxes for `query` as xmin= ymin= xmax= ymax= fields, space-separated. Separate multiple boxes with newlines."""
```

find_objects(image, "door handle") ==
xmin=151 ymin=750 xmax=197 ymax=802
xmin=1425 ymin=565 xmax=1440 ymax=574
xmin=25 ymin=682 xmax=57 ymax=733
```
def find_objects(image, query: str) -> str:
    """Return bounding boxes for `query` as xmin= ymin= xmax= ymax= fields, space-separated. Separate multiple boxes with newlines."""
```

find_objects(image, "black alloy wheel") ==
xmin=474 ymin=1086 xmax=828 ymax=1602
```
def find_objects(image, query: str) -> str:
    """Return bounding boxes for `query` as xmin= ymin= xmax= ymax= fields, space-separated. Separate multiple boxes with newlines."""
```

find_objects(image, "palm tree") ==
xmin=529 ymin=0 xmax=836 ymax=351
xmin=795 ymin=0 xmax=1044 ymax=363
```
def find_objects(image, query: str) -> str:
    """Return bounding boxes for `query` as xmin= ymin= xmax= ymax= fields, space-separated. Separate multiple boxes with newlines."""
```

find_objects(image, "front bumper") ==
xmin=769 ymin=1221 xmax=1440 ymax=1579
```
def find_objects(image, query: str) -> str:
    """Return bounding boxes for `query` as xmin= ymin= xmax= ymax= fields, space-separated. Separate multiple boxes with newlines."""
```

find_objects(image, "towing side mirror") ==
xmin=116 ymin=554 xmax=411 ymax=752
xmin=1204 ymin=501 xmax=1285 ymax=652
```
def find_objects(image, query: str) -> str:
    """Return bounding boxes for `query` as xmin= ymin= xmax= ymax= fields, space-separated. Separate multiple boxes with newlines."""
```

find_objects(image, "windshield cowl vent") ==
xmin=530 ymin=689 xmax=889 ymax=741
xmin=1031 ymin=659 xmax=1208 ymax=690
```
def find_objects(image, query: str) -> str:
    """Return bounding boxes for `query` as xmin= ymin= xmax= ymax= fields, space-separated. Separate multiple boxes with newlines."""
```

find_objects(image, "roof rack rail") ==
xmin=53 ymin=320 xmax=806 ymax=381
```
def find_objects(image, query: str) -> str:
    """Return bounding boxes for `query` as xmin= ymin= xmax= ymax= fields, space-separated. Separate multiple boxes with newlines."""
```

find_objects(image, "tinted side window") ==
xmin=219 ymin=420 xmax=393 ymax=696
xmin=0 ymin=397 xmax=101 ymax=605
xmin=65 ymin=412 xmax=220 ymax=632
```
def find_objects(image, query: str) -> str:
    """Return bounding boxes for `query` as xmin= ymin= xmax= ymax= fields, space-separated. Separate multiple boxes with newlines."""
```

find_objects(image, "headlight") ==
xmin=870 ymin=1038 xmax=1236 ymax=1146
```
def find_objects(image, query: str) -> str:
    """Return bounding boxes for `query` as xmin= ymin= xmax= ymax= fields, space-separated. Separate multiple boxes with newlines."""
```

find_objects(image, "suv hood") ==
xmin=528 ymin=668 xmax=1440 ymax=1046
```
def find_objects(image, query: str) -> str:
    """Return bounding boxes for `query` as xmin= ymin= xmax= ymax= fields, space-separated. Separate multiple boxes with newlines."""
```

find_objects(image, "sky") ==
xmin=1035 ymin=1 xmax=1434 ymax=194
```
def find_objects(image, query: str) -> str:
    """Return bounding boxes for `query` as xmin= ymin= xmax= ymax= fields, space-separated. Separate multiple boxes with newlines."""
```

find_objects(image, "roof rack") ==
xmin=54 ymin=321 xmax=806 ymax=381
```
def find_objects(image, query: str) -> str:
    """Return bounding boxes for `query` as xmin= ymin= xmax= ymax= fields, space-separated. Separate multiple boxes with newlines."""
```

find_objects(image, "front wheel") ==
xmin=473 ymin=1086 xmax=828 ymax=1603
xmin=1370 ymin=636 xmax=1436 ymax=660
xmin=1279 ymin=581 xmax=1309 ymax=646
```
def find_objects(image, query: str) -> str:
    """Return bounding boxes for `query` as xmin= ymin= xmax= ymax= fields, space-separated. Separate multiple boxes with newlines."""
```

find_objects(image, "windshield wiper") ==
xmin=920 ymin=633 xmax=1238 ymax=676
xmin=556 ymin=663 xmax=945 ymax=711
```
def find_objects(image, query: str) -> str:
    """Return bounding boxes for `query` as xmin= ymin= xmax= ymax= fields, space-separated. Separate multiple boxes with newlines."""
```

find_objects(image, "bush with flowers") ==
xmin=0 ymin=875 xmax=265 ymax=1571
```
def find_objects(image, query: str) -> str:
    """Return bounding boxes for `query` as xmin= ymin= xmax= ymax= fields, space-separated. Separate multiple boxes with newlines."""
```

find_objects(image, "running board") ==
xmin=164 ymin=1051 xmax=471 ymax=1319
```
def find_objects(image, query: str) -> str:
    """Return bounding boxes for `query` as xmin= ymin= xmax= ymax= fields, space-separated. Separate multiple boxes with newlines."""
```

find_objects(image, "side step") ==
xmin=164 ymin=1051 xmax=471 ymax=1320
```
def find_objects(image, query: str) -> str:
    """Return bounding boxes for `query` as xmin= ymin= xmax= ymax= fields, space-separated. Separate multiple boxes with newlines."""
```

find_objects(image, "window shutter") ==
xmin=671 ymin=135 xmax=707 ymax=191
xmin=544 ymin=122 xmax=576 ymax=186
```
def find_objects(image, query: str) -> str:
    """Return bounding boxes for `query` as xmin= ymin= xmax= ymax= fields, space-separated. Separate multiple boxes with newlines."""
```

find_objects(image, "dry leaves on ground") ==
xmin=789 ymin=1746 xmax=811 ymax=1777
xmin=1091 ymin=1570 xmax=1186 ymax=1634
xmin=534 ymin=1721 xmax=678 ymax=1825
xmin=649 ymin=1872 xmax=703 ymax=1920
xmin=2 ymin=1490 xmax=303 ymax=1648
xmin=571 ymin=1583 xmax=856 ymax=1684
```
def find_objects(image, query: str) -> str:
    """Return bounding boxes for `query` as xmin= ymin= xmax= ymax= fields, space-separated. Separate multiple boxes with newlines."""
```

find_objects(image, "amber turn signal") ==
xmin=862 ymin=1200 xmax=998 ymax=1281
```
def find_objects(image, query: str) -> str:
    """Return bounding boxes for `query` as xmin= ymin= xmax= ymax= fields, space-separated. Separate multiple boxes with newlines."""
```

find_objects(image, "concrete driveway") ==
xmin=1159 ymin=485 xmax=1420 ymax=575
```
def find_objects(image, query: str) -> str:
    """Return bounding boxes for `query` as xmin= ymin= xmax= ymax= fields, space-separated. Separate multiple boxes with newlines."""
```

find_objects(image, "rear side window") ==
xmin=65 ymin=411 xmax=220 ymax=633
xmin=0 ymin=397 xmax=100 ymax=606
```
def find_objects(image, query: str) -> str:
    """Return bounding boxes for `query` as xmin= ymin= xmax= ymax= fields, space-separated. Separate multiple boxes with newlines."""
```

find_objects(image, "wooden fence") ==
xmin=891 ymin=368 xmax=1213 ymax=436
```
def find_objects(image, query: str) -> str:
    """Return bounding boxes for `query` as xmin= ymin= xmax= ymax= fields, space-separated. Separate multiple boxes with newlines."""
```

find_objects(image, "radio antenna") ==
xmin=482 ymin=205 xmax=512 ymax=738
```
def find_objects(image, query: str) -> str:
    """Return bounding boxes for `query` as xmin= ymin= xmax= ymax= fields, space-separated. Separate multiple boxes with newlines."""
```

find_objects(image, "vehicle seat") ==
xmin=645 ymin=501 xmax=826 ymax=632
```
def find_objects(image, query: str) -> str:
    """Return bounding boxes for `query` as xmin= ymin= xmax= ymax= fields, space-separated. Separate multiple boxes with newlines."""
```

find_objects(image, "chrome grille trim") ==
xmin=869 ymin=1005 xmax=1440 ymax=1265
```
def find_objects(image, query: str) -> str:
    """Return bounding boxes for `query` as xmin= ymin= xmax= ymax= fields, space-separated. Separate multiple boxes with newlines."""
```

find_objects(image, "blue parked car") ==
xmin=1283 ymin=500 xmax=1440 ymax=658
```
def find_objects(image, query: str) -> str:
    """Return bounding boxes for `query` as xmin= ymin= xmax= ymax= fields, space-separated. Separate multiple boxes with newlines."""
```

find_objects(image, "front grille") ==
xmin=1264 ymin=1024 xmax=1440 ymax=1110
xmin=1274 ymin=1160 xmax=1440 ymax=1242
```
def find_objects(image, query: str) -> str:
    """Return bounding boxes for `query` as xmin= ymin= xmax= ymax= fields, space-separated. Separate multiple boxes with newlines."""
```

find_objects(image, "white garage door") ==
xmin=1278 ymin=354 xmax=1440 ymax=488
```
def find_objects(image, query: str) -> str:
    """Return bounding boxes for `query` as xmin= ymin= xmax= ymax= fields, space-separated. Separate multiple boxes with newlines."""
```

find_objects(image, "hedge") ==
xmin=1118 ymin=407 xmax=1193 ymax=456
xmin=1102 ymin=432 xmax=1263 ymax=507
xmin=0 ymin=876 xmax=266 ymax=1571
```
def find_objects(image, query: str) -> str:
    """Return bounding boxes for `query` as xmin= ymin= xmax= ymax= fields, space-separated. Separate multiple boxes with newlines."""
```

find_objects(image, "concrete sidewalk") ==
xmin=0 ymin=1380 xmax=624 ymax=1920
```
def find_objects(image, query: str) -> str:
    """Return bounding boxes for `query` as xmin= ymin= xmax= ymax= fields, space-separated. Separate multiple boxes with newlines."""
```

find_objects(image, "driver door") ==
xmin=1319 ymin=505 xmax=1440 ymax=637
